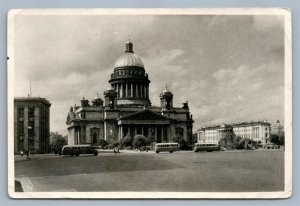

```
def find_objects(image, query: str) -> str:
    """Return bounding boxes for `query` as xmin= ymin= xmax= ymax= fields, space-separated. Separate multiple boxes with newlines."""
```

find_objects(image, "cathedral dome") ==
xmin=160 ymin=87 xmax=173 ymax=98
xmin=114 ymin=40 xmax=144 ymax=68
xmin=114 ymin=53 xmax=144 ymax=68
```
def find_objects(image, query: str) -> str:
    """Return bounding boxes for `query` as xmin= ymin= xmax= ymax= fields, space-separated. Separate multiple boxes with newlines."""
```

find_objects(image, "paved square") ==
xmin=15 ymin=150 xmax=284 ymax=192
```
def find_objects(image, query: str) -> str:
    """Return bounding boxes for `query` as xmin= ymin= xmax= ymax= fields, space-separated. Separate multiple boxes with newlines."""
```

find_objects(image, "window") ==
xmin=18 ymin=108 xmax=24 ymax=116
xmin=18 ymin=121 xmax=24 ymax=135
xmin=29 ymin=108 xmax=35 ymax=116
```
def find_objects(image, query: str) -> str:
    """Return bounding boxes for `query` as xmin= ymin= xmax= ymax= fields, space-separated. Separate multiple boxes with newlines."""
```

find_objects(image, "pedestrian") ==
xmin=27 ymin=150 xmax=31 ymax=159
xmin=114 ymin=148 xmax=116 ymax=154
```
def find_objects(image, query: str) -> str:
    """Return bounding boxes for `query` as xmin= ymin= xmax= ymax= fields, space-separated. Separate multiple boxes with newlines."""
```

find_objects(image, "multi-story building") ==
xmin=198 ymin=124 xmax=234 ymax=143
xmin=197 ymin=121 xmax=271 ymax=144
xmin=14 ymin=97 xmax=51 ymax=154
xmin=66 ymin=40 xmax=194 ymax=145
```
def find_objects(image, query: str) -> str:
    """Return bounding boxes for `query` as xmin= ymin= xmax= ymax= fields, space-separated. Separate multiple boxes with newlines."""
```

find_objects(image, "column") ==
xmin=144 ymin=85 xmax=147 ymax=98
xmin=131 ymin=83 xmax=134 ymax=97
xmin=140 ymin=84 xmax=143 ymax=98
xmin=77 ymin=129 xmax=80 ymax=145
xmin=120 ymin=125 xmax=123 ymax=139
xmin=147 ymin=86 xmax=149 ymax=98
xmin=116 ymin=84 xmax=119 ymax=98
xmin=161 ymin=126 xmax=164 ymax=142
xmin=167 ymin=126 xmax=171 ymax=142
xmin=136 ymin=84 xmax=139 ymax=98
xmin=135 ymin=126 xmax=137 ymax=136
xmin=125 ymin=83 xmax=128 ymax=97
xmin=120 ymin=83 xmax=123 ymax=98
xmin=154 ymin=126 xmax=157 ymax=141
xmin=141 ymin=125 xmax=144 ymax=136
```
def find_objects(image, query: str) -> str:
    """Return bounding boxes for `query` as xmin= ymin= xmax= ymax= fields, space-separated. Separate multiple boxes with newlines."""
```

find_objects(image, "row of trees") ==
xmin=219 ymin=136 xmax=259 ymax=150
xmin=269 ymin=134 xmax=285 ymax=145
xmin=49 ymin=132 xmax=191 ymax=152
xmin=49 ymin=132 xmax=284 ymax=153
xmin=219 ymin=133 xmax=285 ymax=150
xmin=97 ymin=134 xmax=191 ymax=150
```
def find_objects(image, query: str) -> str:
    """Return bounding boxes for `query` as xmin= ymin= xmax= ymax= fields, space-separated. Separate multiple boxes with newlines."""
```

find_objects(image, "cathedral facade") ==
xmin=66 ymin=41 xmax=194 ymax=145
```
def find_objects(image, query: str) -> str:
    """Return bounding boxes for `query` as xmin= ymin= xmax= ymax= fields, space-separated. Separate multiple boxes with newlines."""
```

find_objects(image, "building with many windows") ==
xmin=66 ymin=41 xmax=194 ymax=145
xmin=14 ymin=97 xmax=51 ymax=154
xmin=197 ymin=121 xmax=271 ymax=144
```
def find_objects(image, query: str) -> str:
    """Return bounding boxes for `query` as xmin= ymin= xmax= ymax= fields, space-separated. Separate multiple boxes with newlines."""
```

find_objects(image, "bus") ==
xmin=60 ymin=145 xmax=98 ymax=156
xmin=154 ymin=143 xmax=180 ymax=153
xmin=193 ymin=143 xmax=220 ymax=152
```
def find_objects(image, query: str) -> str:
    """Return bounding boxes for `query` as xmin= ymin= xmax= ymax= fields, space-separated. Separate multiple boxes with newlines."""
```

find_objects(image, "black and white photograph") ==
xmin=7 ymin=8 xmax=292 ymax=199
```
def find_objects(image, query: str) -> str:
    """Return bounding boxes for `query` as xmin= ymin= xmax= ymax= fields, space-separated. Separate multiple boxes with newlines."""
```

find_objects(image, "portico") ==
xmin=117 ymin=110 xmax=171 ymax=143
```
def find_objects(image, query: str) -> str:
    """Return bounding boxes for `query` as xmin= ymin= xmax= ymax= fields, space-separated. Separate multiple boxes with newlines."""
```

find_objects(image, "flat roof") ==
xmin=198 ymin=121 xmax=271 ymax=131
xmin=14 ymin=97 xmax=51 ymax=106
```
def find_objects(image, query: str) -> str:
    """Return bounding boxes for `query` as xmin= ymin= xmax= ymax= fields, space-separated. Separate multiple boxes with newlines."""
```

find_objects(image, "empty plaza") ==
xmin=14 ymin=150 xmax=284 ymax=192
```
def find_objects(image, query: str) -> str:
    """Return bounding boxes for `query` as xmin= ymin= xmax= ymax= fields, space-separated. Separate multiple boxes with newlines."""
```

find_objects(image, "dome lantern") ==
xmin=125 ymin=39 xmax=134 ymax=53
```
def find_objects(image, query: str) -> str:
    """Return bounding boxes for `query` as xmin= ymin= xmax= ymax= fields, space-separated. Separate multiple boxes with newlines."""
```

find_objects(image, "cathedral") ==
xmin=66 ymin=40 xmax=194 ymax=145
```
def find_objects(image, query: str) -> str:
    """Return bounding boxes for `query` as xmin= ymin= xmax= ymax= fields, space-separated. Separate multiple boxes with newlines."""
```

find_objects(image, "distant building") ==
xmin=66 ymin=40 xmax=194 ymax=145
xmin=197 ymin=121 xmax=271 ymax=144
xmin=272 ymin=120 xmax=284 ymax=136
xmin=14 ymin=97 xmax=51 ymax=154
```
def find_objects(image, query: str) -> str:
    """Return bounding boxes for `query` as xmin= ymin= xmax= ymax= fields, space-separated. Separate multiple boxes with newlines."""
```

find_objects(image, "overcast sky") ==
xmin=13 ymin=14 xmax=285 ymax=135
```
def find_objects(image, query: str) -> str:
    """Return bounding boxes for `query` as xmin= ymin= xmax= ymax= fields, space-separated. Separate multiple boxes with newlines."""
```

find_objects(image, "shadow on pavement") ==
xmin=15 ymin=180 xmax=23 ymax=192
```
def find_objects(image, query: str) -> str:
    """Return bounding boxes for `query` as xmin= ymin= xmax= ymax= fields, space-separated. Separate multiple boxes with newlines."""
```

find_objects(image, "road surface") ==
xmin=14 ymin=150 xmax=284 ymax=192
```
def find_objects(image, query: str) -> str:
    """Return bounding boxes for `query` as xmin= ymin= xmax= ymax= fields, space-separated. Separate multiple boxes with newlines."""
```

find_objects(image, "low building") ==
xmin=197 ymin=121 xmax=271 ymax=144
xmin=14 ymin=97 xmax=51 ymax=154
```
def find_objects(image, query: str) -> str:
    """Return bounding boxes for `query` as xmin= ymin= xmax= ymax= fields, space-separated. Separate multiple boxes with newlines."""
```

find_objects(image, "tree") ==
xmin=279 ymin=134 xmax=285 ymax=146
xmin=219 ymin=136 xmax=235 ymax=149
xmin=132 ymin=135 xmax=147 ymax=149
xmin=98 ymin=139 xmax=108 ymax=148
xmin=192 ymin=133 xmax=198 ymax=144
xmin=270 ymin=134 xmax=280 ymax=145
xmin=50 ymin=132 xmax=67 ymax=154
xmin=178 ymin=138 xmax=190 ymax=150
xmin=120 ymin=134 xmax=133 ymax=148
xmin=172 ymin=136 xmax=180 ymax=143
xmin=234 ymin=136 xmax=242 ymax=143
xmin=146 ymin=135 xmax=156 ymax=146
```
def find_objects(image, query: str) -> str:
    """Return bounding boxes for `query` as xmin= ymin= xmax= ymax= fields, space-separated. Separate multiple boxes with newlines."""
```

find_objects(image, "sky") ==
xmin=13 ymin=14 xmax=285 ymax=135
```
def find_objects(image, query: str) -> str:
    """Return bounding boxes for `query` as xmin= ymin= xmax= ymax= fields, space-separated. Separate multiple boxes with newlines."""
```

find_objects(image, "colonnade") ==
xmin=118 ymin=124 xmax=169 ymax=143
xmin=112 ymin=83 xmax=149 ymax=99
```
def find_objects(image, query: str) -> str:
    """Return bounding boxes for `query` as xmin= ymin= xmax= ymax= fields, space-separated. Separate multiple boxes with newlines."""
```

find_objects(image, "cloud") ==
xmin=12 ymin=14 xmax=285 ymax=135
xmin=252 ymin=15 xmax=284 ymax=31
